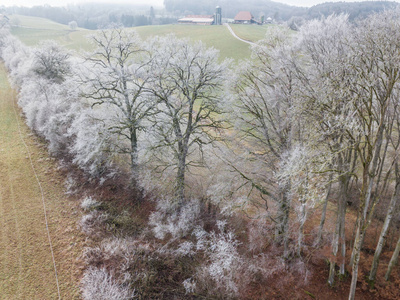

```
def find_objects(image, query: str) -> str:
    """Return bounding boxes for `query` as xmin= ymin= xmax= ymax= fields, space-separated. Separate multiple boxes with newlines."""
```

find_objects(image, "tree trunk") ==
xmin=297 ymin=197 xmax=307 ymax=257
xmin=176 ymin=151 xmax=186 ymax=208
xmin=369 ymin=164 xmax=400 ymax=283
xmin=276 ymin=182 xmax=291 ymax=246
xmin=349 ymin=164 xmax=371 ymax=300
xmin=339 ymin=189 xmax=347 ymax=276
xmin=316 ymin=178 xmax=332 ymax=246
xmin=328 ymin=174 xmax=348 ymax=285
xmin=339 ymin=172 xmax=350 ymax=275
xmin=328 ymin=212 xmax=340 ymax=286
xmin=385 ymin=233 xmax=400 ymax=281
xmin=130 ymin=128 xmax=138 ymax=177
xmin=348 ymin=225 xmax=365 ymax=300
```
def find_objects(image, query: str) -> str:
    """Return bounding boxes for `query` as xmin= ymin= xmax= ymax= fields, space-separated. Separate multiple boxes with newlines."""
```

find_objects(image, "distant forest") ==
xmin=3 ymin=3 xmax=176 ymax=29
xmin=2 ymin=1 xmax=399 ymax=29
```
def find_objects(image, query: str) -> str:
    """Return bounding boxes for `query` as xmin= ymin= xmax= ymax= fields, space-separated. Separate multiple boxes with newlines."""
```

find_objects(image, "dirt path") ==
xmin=224 ymin=23 xmax=256 ymax=46
xmin=0 ymin=64 xmax=85 ymax=299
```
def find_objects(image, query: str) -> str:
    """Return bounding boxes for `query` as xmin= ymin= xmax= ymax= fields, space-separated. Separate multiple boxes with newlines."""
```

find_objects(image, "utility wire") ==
xmin=11 ymin=95 xmax=61 ymax=300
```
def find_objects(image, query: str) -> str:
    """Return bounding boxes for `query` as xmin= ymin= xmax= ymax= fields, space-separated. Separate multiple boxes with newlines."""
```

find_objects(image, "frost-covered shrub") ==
xmin=149 ymin=197 xmax=201 ymax=240
xmin=175 ymin=241 xmax=195 ymax=257
xmin=81 ymin=196 xmax=100 ymax=211
xmin=68 ymin=105 xmax=116 ymax=177
xmin=18 ymin=76 xmax=80 ymax=154
xmin=80 ymin=211 xmax=108 ymax=236
xmin=64 ymin=175 xmax=77 ymax=195
xmin=193 ymin=221 xmax=244 ymax=297
xmin=81 ymin=267 xmax=136 ymax=300
xmin=0 ymin=29 xmax=10 ymax=55
xmin=183 ymin=278 xmax=196 ymax=294
xmin=83 ymin=238 xmax=137 ymax=270
xmin=83 ymin=237 xmax=195 ymax=299
xmin=1 ymin=35 xmax=33 ymax=87
xmin=247 ymin=220 xmax=273 ymax=253
xmin=32 ymin=40 xmax=71 ymax=83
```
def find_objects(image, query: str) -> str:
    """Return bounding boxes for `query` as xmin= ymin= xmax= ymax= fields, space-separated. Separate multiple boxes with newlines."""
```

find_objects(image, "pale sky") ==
xmin=1 ymin=0 xmax=400 ymax=8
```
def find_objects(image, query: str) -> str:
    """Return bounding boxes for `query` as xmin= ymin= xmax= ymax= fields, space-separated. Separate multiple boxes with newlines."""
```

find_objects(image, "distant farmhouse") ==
xmin=234 ymin=11 xmax=256 ymax=24
xmin=178 ymin=6 xmax=222 ymax=25
xmin=178 ymin=15 xmax=215 ymax=25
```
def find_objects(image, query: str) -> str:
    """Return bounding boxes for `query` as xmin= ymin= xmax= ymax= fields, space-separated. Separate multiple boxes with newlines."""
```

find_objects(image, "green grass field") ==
xmin=230 ymin=24 xmax=275 ymax=43
xmin=135 ymin=24 xmax=251 ymax=61
xmin=10 ymin=15 xmax=277 ymax=61
xmin=10 ymin=15 xmax=93 ymax=52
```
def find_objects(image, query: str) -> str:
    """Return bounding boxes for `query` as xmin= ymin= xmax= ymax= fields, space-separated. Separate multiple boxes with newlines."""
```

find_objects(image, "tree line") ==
xmin=4 ymin=3 xmax=176 ymax=30
xmin=1 ymin=10 xmax=400 ymax=299
xmin=3 ymin=0 xmax=398 ymax=30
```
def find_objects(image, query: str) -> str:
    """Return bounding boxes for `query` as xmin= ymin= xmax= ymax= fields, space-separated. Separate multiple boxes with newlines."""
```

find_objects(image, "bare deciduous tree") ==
xmin=81 ymin=28 xmax=154 ymax=186
xmin=146 ymin=35 xmax=229 ymax=206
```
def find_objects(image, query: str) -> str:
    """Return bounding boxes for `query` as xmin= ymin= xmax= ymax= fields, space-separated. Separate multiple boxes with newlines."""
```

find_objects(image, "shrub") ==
xmin=193 ymin=221 xmax=244 ymax=298
xmin=81 ymin=267 xmax=136 ymax=300
xmin=81 ymin=196 xmax=100 ymax=211
xmin=149 ymin=198 xmax=201 ymax=240
xmin=80 ymin=211 xmax=108 ymax=236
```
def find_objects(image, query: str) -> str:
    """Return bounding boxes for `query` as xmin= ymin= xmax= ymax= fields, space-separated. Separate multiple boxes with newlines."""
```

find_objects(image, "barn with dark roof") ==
xmin=234 ymin=11 xmax=255 ymax=24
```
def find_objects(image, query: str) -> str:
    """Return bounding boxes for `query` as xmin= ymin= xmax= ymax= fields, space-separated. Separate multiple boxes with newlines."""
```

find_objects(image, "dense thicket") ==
xmin=1 ymin=9 xmax=400 ymax=299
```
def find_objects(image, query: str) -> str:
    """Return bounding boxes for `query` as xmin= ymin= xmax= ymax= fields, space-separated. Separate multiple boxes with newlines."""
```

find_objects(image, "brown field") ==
xmin=0 ymin=63 xmax=85 ymax=299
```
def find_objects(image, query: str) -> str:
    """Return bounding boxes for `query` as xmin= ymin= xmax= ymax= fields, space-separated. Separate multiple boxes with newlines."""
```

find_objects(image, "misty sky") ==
xmin=2 ymin=0 xmax=400 ymax=8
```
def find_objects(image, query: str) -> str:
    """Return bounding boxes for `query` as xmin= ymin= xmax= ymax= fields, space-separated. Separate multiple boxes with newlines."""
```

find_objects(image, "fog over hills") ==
xmin=2 ymin=1 xmax=399 ymax=29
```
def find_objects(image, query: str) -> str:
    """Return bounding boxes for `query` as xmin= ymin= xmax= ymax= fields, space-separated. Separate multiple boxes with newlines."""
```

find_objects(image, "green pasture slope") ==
xmin=9 ymin=15 xmax=274 ymax=61
xmin=135 ymin=24 xmax=251 ymax=61
xmin=10 ymin=15 xmax=93 ymax=51
xmin=230 ymin=24 xmax=274 ymax=43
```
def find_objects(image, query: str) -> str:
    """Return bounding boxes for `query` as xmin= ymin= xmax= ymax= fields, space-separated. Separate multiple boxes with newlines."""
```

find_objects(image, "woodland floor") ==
xmin=0 ymin=63 xmax=85 ymax=299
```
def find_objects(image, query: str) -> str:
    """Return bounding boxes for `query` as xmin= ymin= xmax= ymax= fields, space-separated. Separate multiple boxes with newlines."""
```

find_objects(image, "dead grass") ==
xmin=0 ymin=63 xmax=86 ymax=298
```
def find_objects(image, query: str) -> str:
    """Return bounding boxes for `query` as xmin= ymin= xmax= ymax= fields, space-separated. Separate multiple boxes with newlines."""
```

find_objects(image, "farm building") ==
xmin=234 ymin=11 xmax=255 ymax=24
xmin=178 ymin=6 xmax=222 ymax=25
xmin=178 ymin=15 xmax=215 ymax=25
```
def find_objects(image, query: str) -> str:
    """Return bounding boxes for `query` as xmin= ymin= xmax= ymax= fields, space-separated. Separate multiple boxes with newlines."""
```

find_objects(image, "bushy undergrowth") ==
xmin=149 ymin=198 xmax=201 ymax=240
xmin=81 ymin=267 xmax=136 ymax=300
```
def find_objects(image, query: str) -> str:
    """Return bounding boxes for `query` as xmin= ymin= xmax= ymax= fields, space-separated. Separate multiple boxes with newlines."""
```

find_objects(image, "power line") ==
xmin=11 ymin=95 xmax=61 ymax=300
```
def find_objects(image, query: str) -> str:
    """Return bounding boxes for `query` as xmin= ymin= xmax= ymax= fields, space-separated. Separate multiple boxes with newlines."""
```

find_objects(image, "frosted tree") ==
xmin=81 ymin=28 xmax=154 ymax=184
xmin=298 ymin=14 xmax=358 ymax=284
xmin=32 ymin=40 xmax=71 ymax=84
xmin=146 ymin=35 xmax=229 ymax=207
xmin=369 ymin=97 xmax=400 ymax=283
xmin=68 ymin=103 xmax=117 ymax=177
xmin=224 ymin=27 xmax=301 ymax=256
xmin=1 ymin=34 xmax=32 ymax=87
xmin=345 ymin=10 xmax=400 ymax=300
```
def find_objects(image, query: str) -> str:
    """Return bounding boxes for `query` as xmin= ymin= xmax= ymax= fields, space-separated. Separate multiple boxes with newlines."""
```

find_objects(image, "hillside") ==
xmin=10 ymin=15 xmax=271 ymax=61
xmin=10 ymin=14 xmax=93 ymax=51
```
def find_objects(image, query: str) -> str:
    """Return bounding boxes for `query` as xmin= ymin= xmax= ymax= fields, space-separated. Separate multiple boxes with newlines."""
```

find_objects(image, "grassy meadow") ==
xmin=10 ymin=15 xmax=93 ymax=51
xmin=8 ymin=15 xmax=276 ymax=61
xmin=135 ymin=24 xmax=252 ymax=61
xmin=230 ymin=24 xmax=274 ymax=42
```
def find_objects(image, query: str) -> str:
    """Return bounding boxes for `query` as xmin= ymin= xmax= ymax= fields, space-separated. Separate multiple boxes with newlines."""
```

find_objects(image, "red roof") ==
xmin=234 ymin=11 xmax=254 ymax=21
